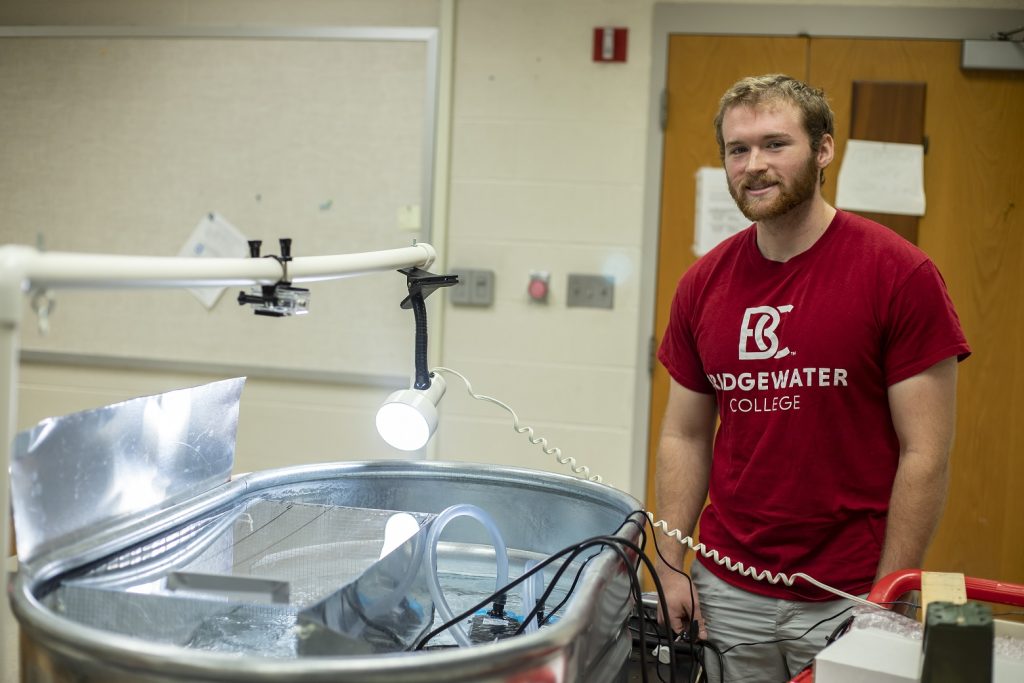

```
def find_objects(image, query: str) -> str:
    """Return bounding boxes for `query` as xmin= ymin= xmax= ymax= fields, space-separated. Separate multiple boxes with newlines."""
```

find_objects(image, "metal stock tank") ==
xmin=11 ymin=452 xmax=642 ymax=683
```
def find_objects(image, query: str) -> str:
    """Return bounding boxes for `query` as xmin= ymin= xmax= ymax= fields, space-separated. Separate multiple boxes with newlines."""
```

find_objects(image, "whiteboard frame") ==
xmin=0 ymin=25 xmax=441 ymax=388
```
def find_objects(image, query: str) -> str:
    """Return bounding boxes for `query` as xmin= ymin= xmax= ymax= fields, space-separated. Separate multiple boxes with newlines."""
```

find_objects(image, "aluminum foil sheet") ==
xmin=11 ymin=377 xmax=245 ymax=563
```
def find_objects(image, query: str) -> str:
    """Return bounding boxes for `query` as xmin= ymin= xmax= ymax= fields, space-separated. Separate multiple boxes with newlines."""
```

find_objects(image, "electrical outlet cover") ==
xmin=566 ymin=273 xmax=614 ymax=309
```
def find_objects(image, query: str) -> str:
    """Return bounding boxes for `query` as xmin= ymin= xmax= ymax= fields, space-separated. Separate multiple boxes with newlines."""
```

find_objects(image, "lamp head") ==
xmin=375 ymin=373 xmax=446 ymax=451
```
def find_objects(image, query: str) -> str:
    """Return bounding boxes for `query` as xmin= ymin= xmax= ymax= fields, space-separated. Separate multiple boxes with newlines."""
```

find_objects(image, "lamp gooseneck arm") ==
xmin=410 ymin=291 xmax=431 ymax=390
xmin=397 ymin=266 xmax=458 ymax=391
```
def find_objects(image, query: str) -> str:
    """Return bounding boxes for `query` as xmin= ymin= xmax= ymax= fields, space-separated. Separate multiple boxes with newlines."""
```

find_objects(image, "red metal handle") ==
xmin=867 ymin=569 xmax=1024 ymax=608
xmin=788 ymin=569 xmax=1024 ymax=682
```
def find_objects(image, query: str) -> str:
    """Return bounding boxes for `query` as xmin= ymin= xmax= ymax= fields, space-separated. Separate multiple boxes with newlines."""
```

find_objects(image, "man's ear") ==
xmin=817 ymin=133 xmax=836 ymax=170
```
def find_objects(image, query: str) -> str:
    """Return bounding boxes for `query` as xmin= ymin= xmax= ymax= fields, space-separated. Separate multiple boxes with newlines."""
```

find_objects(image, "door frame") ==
xmin=633 ymin=2 xmax=1024 ymax=501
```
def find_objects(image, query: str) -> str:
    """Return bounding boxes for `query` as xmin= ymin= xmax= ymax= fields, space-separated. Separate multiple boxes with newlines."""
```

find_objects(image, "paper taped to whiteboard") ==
xmin=178 ymin=212 xmax=250 ymax=309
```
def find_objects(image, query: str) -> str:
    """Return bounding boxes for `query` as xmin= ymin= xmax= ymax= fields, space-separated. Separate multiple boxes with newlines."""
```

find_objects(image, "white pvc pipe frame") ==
xmin=0 ymin=241 xmax=436 ymax=651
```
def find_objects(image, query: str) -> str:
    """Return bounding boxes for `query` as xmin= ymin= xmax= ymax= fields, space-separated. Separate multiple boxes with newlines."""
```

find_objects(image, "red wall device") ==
xmin=592 ymin=27 xmax=628 ymax=63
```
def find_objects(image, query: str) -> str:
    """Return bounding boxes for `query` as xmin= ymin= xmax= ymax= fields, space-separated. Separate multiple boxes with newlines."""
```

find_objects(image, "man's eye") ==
xmin=728 ymin=147 xmax=747 ymax=156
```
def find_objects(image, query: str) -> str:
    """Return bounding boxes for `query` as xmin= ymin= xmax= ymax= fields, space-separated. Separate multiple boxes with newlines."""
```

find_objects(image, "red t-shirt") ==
xmin=657 ymin=210 xmax=970 ymax=600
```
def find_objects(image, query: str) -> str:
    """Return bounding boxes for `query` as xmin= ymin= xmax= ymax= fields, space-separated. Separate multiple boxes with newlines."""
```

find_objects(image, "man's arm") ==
xmin=655 ymin=378 xmax=717 ymax=637
xmin=876 ymin=356 xmax=959 ymax=581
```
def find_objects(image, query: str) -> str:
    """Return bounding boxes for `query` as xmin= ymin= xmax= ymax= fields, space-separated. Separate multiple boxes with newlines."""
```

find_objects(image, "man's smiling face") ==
xmin=722 ymin=100 xmax=824 ymax=223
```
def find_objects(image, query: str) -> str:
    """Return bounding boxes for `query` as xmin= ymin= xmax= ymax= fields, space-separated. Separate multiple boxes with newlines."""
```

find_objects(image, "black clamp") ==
xmin=238 ymin=238 xmax=310 ymax=317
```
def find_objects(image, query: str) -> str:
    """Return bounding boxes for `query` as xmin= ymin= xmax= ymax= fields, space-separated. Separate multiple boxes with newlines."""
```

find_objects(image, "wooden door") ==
xmin=811 ymin=38 xmax=1024 ymax=582
xmin=649 ymin=35 xmax=1024 ymax=583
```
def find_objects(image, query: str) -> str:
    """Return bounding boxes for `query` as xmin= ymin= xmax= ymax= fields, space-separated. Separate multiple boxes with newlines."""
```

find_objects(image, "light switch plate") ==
xmin=567 ymin=273 xmax=614 ymax=309
xmin=450 ymin=268 xmax=495 ymax=307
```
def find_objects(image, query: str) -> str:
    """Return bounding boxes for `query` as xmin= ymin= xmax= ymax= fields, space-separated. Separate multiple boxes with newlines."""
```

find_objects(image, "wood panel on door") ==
xmin=649 ymin=35 xmax=1024 ymax=585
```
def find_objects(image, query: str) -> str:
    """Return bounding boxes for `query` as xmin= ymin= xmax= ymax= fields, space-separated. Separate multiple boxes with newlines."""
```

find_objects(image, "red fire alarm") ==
xmin=593 ymin=27 xmax=628 ymax=63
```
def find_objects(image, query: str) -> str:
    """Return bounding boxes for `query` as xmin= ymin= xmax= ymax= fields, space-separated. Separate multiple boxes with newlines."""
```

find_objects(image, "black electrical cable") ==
xmin=722 ymin=597 xmax=917 ymax=662
xmin=625 ymin=510 xmax=650 ymax=544
xmin=518 ymin=539 xmax=636 ymax=635
xmin=608 ymin=531 xmax=683 ymax=683
xmin=414 ymin=551 xmax=554 ymax=647
xmin=419 ymin=539 xmax=655 ymax=673
xmin=627 ymin=617 xmax=701 ymax=683
xmin=646 ymin=617 xmax=720 ymax=683
xmin=415 ymin=518 xmax=679 ymax=683
xmin=720 ymin=604 xmax=857 ymax=656
xmin=514 ymin=539 xmax=635 ymax=634
xmin=644 ymin=516 xmax=932 ymax=683
xmin=646 ymin=515 xmax=696 ymax=635
xmin=529 ymin=512 xmax=649 ymax=630
xmin=537 ymin=550 xmax=601 ymax=626
xmin=634 ymin=616 xmax=715 ymax=683
xmin=593 ymin=540 xmax=658 ymax=683
xmin=598 ymin=511 xmax=696 ymax=683
xmin=700 ymin=639 xmax=724 ymax=683
xmin=620 ymin=533 xmax=681 ymax=683
xmin=631 ymin=511 xmax=724 ymax=682
xmin=825 ymin=614 xmax=855 ymax=645
xmin=534 ymin=512 xmax=648 ymax=628
xmin=885 ymin=599 xmax=920 ymax=612
xmin=413 ymin=513 xmax=644 ymax=650
xmin=645 ymin=514 xmax=701 ymax=676
xmin=550 ymin=511 xmax=732 ymax=683
xmin=346 ymin=592 xmax=412 ymax=649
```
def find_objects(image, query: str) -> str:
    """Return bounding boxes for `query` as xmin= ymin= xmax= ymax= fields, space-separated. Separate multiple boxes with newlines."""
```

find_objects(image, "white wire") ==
xmin=431 ymin=367 xmax=603 ymax=483
xmin=646 ymin=515 xmax=878 ymax=608
xmin=431 ymin=366 xmax=883 ymax=610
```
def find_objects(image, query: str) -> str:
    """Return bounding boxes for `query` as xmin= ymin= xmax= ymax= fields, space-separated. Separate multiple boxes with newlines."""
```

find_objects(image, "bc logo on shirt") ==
xmin=739 ymin=305 xmax=793 ymax=360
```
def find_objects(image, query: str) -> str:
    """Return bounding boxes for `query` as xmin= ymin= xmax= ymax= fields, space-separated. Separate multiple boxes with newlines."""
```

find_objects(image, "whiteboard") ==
xmin=0 ymin=27 xmax=439 ymax=385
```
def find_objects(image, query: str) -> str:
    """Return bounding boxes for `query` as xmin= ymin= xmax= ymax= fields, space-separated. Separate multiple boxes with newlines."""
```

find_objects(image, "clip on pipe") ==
xmin=237 ymin=238 xmax=310 ymax=317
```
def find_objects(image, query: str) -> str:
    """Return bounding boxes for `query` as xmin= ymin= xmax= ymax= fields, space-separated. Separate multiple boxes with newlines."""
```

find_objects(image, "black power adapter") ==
xmin=921 ymin=601 xmax=994 ymax=683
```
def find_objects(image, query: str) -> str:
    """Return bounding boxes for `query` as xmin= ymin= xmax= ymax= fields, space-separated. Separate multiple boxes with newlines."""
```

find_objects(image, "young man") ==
xmin=655 ymin=74 xmax=970 ymax=681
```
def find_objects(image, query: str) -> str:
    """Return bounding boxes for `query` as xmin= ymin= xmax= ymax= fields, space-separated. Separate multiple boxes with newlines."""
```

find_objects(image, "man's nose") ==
xmin=746 ymin=148 xmax=768 ymax=173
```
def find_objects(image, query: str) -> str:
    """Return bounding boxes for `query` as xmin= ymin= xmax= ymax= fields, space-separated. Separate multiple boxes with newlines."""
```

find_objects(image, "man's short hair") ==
xmin=714 ymin=74 xmax=835 ymax=161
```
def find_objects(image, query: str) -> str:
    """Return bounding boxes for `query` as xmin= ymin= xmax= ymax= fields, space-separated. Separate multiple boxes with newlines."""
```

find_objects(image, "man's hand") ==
xmin=656 ymin=563 xmax=708 ymax=641
xmin=652 ymin=379 xmax=717 ymax=642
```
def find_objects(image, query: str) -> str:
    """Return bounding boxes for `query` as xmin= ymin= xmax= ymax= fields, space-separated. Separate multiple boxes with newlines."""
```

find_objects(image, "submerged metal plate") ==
xmin=11 ymin=377 xmax=245 ymax=563
xmin=47 ymin=500 xmax=436 ymax=657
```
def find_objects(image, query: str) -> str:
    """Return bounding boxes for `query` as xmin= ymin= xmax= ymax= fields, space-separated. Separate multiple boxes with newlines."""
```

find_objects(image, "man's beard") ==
xmin=728 ymin=154 xmax=819 ymax=222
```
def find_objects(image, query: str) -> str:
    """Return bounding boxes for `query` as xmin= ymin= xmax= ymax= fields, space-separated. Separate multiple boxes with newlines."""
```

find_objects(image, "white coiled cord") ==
xmin=646 ymin=515 xmax=876 ymax=608
xmin=433 ymin=366 xmax=880 ymax=609
xmin=431 ymin=367 xmax=602 ymax=483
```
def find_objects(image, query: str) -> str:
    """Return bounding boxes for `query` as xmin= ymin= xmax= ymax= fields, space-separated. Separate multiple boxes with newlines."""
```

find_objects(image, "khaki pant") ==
xmin=692 ymin=561 xmax=861 ymax=683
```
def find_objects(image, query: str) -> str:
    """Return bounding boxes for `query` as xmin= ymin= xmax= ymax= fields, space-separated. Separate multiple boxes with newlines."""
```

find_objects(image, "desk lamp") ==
xmin=375 ymin=267 xmax=457 ymax=451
